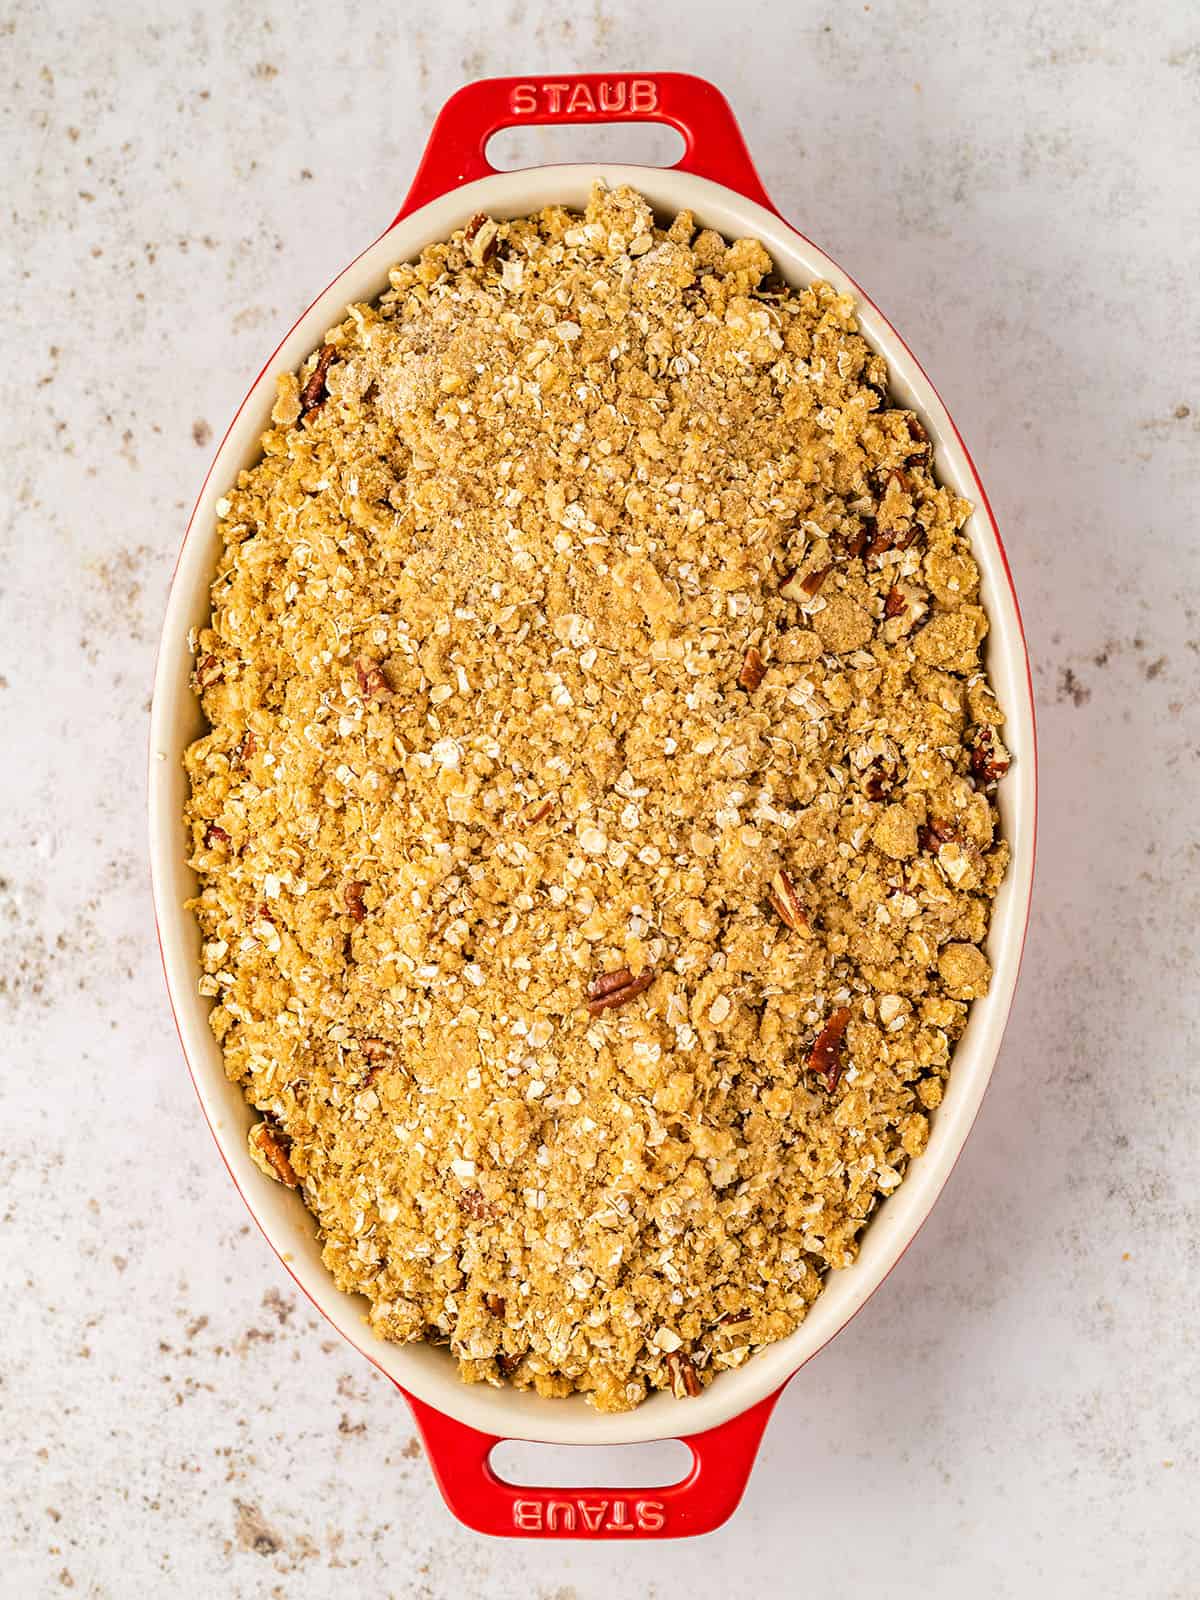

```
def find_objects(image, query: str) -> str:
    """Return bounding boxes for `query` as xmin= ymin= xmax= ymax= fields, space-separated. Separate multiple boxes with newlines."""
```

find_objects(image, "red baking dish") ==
xmin=149 ymin=72 xmax=1037 ymax=1538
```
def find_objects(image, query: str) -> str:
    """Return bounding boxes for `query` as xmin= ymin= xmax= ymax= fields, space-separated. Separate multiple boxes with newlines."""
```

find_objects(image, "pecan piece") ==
xmin=767 ymin=869 xmax=808 ymax=932
xmin=780 ymin=565 xmax=832 ymax=601
xmin=738 ymin=645 xmax=767 ymax=692
xmin=968 ymin=724 xmax=1011 ymax=788
xmin=457 ymin=1188 xmax=499 ymax=1221
xmin=667 ymin=1350 xmax=702 ymax=1398
xmin=204 ymin=822 xmax=230 ymax=848
xmin=844 ymin=525 xmax=869 ymax=560
xmin=587 ymin=967 xmax=656 ymax=1015
xmin=866 ymin=525 xmax=896 ymax=561
xmin=903 ymin=415 xmax=931 ymax=460
xmin=521 ymin=797 xmax=554 ymax=826
xmin=359 ymin=1042 xmax=392 ymax=1092
xmin=917 ymin=818 xmax=954 ymax=854
xmin=354 ymin=656 xmax=391 ymax=700
xmin=863 ymin=764 xmax=894 ymax=802
xmin=249 ymin=1121 xmax=299 ymax=1188
xmin=464 ymin=212 xmax=500 ymax=267
xmin=299 ymin=343 xmax=336 ymax=418
xmin=343 ymin=880 xmax=368 ymax=923
xmin=867 ymin=523 xmax=922 ymax=562
xmin=808 ymin=1006 xmax=852 ymax=1092
xmin=191 ymin=653 xmax=222 ymax=691
xmin=484 ymin=1293 xmax=506 ymax=1318
xmin=497 ymin=1351 xmax=523 ymax=1377
xmin=234 ymin=729 xmax=257 ymax=765
xmin=881 ymin=580 xmax=929 ymax=640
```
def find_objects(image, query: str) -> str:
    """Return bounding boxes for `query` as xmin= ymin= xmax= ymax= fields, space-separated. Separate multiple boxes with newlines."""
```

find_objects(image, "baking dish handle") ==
xmin=394 ymin=72 xmax=779 ymax=224
xmin=401 ymin=1384 xmax=784 ymax=1539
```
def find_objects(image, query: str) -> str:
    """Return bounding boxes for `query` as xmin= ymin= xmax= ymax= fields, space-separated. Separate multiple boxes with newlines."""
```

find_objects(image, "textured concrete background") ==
xmin=3 ymin=1 xmax=1198 ymax=1594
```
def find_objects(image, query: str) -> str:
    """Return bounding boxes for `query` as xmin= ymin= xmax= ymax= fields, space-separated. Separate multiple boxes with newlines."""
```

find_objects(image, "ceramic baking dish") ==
xmin=149 ymin=72 xmax=1037 ymax=1539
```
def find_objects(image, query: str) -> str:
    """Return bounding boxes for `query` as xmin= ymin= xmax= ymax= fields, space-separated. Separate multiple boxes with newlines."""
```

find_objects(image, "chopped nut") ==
xmin=343 ymin=880 xmax=368 ymax=922
xmin=355 ymin=657 xmax=391 ymax=700
xmin=903 ymin=415 xmax=930 ymax=460
xmin=464 ymin=212 xmax=500 ymax=267
xmin=968 ymin=724 xmax=1011 ymax=788
xmin=917 ymin=818 xmax=955 ymax=853
xmin=843 ymin=525 xmax=869 ymax=560
xmin=360 ymin=1060 xmax=387 ymax=1089
xmin=587 ymin=967 xmax=656 ymax=1015
xmin=780 ymin=566 xmax=829 ymax=601
xmin=738 ymin=646 xmax=766 ymax=692
xmin=522 ymin=797 xmax=554 ymax=826
xmin=808 ymin=1007 xmax=852 ymax=1092
xmin=863 ymin=763 xmax=895 ymax=802
xmin=204 ymin=822 xmax=230 ymax=848
xmin=484 ymin=1293 xmax=507 ymax=1318
xmin=192 ymin=654 xmax=222 ymax=690
xmin=456 ymin=1188 xmax=499 ymax=1221
xmin=299 ymin=343 xmax=337 ymax=417
xmin=767 ymin=869 xmax=808 ymax=932
xmin=667 ymin=1349 xmax=702 ymax=1397
xmin=881 ymin=579 xmax=929 ymax=641
xmin=248 ymin=1120 xmax=299 ymax=1187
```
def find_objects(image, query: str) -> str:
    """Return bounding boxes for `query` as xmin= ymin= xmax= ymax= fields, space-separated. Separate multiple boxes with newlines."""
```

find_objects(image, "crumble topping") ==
xmin=184 ymin=182 xmax=1009 ymax=1411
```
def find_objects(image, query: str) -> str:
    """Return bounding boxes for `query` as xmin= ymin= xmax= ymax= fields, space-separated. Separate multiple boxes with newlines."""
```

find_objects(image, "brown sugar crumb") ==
xmin=184 ymin=183 xmax=1009 ymax=1413
xmin=873 ymin=805 xmax=919 ymax=862
xmin=937 ymin=941 xmax=993 ymax=1000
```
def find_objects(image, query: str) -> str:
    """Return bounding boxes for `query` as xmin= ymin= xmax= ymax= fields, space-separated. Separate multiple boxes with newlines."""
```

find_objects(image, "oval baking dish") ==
xmin=149 ymin=72 xmax=1037 ymax=1539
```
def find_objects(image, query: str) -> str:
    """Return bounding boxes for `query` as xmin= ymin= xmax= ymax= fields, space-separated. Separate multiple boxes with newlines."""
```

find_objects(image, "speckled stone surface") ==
xmin=4 ymin=2 xmax=1198 ymax=1594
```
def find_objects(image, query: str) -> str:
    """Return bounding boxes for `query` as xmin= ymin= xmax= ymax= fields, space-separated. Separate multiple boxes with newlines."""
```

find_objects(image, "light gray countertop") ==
xmin=3 ymin=2 xmax=1197 ymax=1594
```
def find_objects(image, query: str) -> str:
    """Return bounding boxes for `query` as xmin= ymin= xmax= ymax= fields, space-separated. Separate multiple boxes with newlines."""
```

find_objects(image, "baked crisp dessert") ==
xmin=184 ymin=183 xmax=1010 ymax=1412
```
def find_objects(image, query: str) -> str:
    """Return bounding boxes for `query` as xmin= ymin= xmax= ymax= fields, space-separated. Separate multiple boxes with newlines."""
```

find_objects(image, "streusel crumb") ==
xmin=184 ymin=183 xmax=1009 ymax=1411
